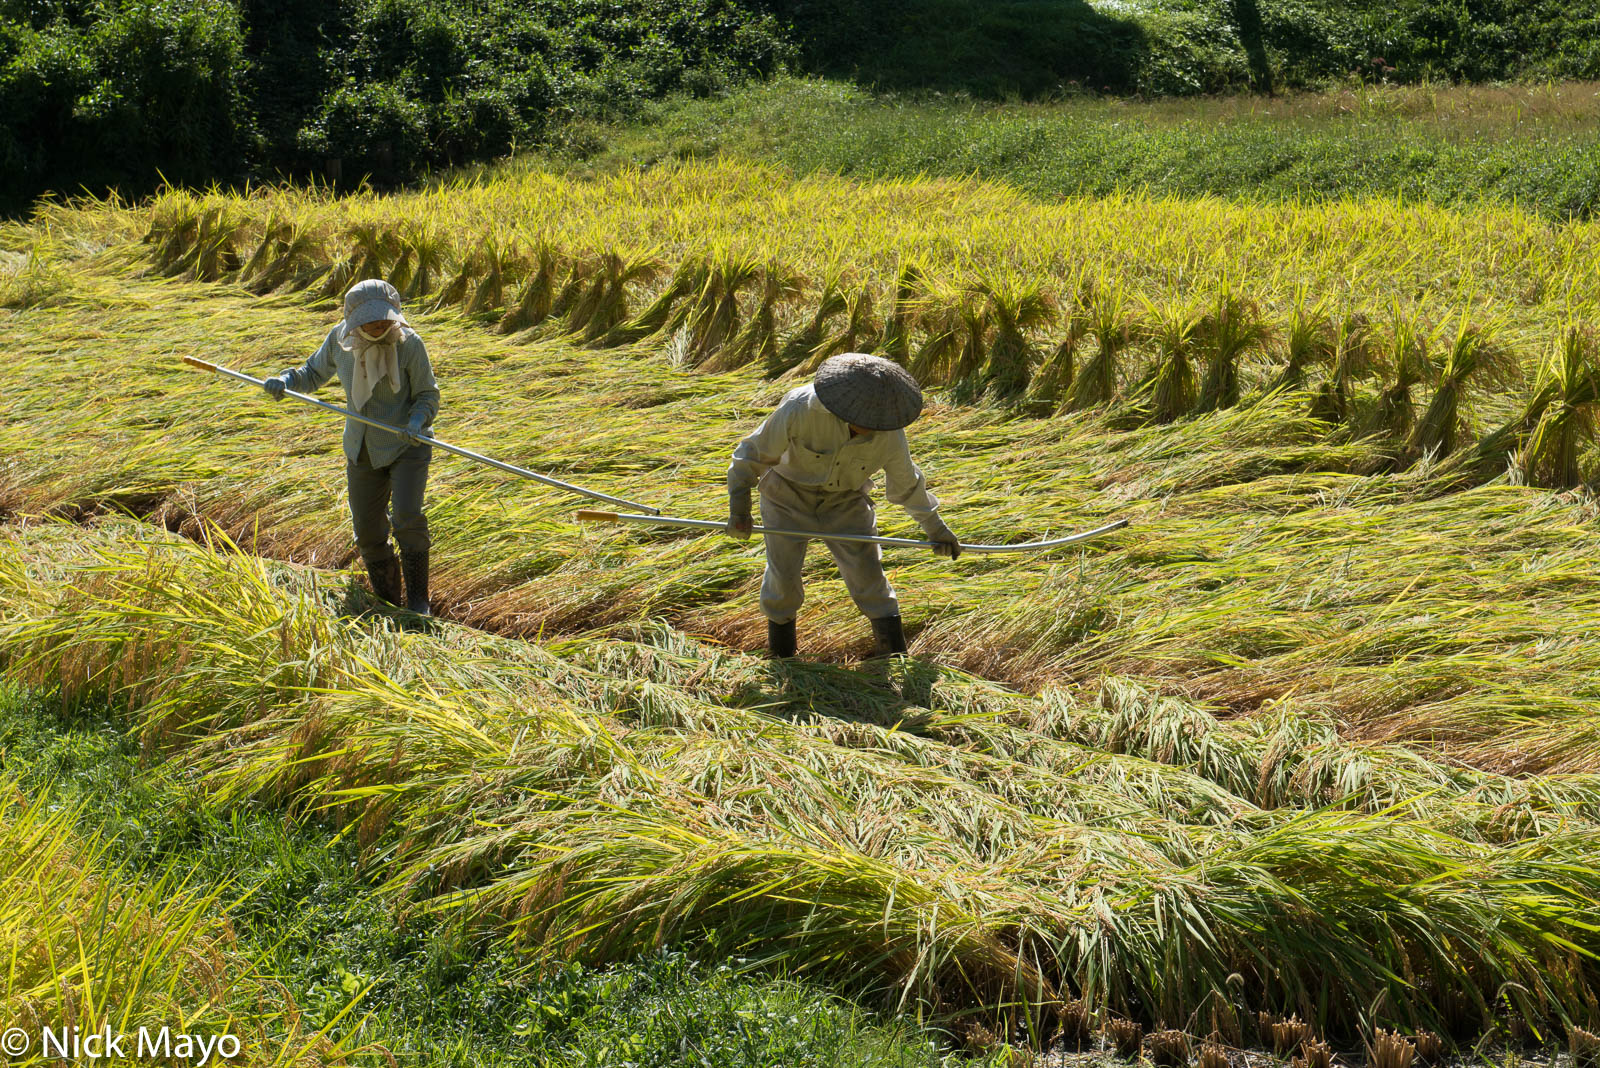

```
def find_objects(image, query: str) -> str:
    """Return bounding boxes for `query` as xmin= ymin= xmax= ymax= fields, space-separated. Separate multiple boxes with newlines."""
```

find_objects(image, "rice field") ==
xmin=5 ymin=160 xmax=1600 ymax=1058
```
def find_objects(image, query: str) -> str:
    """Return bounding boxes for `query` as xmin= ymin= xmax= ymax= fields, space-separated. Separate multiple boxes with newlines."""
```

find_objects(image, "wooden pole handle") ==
xmin=575 ymin=510 xmax=620 ymax=523
xmin=181 ymin=355 xmax=216 ymax=371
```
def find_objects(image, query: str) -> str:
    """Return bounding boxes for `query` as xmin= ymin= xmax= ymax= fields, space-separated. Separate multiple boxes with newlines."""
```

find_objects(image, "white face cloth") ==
xmin=340 ymin=320 xmax=403 ymax=410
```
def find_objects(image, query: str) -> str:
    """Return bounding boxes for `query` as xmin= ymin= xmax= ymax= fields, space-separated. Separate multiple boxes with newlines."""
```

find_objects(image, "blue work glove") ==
xmin=401 ymin=410 xmax=433 ymax=447
xmin=262 ymin=375 xmax=289 ymax=401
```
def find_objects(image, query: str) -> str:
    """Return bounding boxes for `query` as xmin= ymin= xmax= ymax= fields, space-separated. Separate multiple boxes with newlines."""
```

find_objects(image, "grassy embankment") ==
xmin=531 ymin=77 xmax=1600 ymax=220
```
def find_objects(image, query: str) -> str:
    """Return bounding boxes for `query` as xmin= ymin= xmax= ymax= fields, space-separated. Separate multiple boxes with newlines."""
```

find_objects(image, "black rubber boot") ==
xmin=869 ymin=615 xmax=908 ymax=657
xmin=767 ymin=619 xmax=797 ymax=659
xmin=400 ymin=548 xmax=431 ymax=616
xmin=364 ymin=552 xmax=404 ymax=608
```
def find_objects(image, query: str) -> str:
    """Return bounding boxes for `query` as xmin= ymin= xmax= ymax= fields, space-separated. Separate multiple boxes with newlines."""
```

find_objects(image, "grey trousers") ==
xmin=758 ymin=471 xmax=898 ymax=623
xmin=347 ymin=441 xmax=431 ymax=560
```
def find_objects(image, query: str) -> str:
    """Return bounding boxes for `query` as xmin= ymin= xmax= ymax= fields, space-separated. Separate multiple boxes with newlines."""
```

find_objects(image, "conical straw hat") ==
xmin=814 ymin=353 xmax=924 ymax=431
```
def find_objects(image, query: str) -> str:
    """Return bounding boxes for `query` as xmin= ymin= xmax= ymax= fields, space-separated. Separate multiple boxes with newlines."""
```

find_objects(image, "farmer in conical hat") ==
xmin=726 ymin=353 xmax=960 ymax=658
xmin=262 ymin=279 xmax=439 ymax=615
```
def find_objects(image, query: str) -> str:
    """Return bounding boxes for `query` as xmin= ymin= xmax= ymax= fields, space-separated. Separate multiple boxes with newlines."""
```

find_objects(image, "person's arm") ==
xmin=264 ymin=331 xmax=337 ymax=399
xmin=400 ymin=332 xmax=440 ymax=442
xmin=725 ymin=397 xmax=796 ymax=537
xmin=882 ymin=432 xmax=961 ymax=558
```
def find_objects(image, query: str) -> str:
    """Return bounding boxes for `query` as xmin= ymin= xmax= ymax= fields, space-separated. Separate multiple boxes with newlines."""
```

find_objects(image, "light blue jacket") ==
xmin=284 ymin=326 xmax=440 ymax=468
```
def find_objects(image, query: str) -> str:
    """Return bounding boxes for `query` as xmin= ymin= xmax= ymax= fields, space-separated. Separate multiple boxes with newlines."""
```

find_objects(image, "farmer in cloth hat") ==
xmin=262 ymin=279 xmax=439 ymax=615
xmin=726 ymin=353 xmax=960 ymax=658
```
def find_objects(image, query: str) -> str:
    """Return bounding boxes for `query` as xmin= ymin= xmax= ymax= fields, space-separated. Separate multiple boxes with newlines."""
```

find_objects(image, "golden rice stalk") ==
xmin=1271 ymin=289 xmax=1337 ymax=392
xmin=1369 ymin=1030 xmax=1415 ymax=1068
xmin=599 ymin=258 xmax=706 ymax=346
xmin=1195 ymin=289 xmax=1273 ymax=413
xmin=1148 ymin=1029 xmax=1191 ymax=1068
xmin=1309 ymin=311 xmax=1378 ymax=424
xmin=1108 ymin=1018 xmax=1143 ymax=1060
xmin=877 ymin=261 xmax=927 ymax=364
xmin=497 ymin=243 xmax=562 ymax=333
xmin=1139 ymin=297 xmax=1206 ymax=423
xmin=975 ymin=277 xmax=1058 ymax=398
xmin=1066 ymin=280 xmax=1138 ymax=411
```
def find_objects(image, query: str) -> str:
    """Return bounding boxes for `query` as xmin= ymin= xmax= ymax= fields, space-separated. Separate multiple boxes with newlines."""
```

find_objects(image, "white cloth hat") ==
xmin=814 ymin=353 xmax=925 ymax=431
xmin=341 ymin=278 xmax=407 ymax=341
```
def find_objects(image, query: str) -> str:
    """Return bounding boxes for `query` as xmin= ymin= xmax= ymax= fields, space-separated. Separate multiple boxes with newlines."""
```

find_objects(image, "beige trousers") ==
xmin=758 ymin=470 xmax=898 ymax=623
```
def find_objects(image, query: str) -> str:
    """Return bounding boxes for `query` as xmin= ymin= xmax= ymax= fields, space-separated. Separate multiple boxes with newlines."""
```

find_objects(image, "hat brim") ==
xmin=345 ymin=298 xmax=404 ymax=330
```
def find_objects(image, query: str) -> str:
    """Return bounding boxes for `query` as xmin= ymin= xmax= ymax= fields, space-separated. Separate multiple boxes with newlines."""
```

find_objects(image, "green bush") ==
xmin=0 ymin=0 xmax=250 ymax=208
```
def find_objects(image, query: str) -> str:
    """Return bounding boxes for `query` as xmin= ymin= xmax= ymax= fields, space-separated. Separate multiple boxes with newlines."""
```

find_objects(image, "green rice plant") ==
xmin=1065 ymin=281 xmax=1137 ymax=411
xmin=0 ymin=779 xmax=370 ymax=1066
xmin=974 ymin=276 xmax=1058 ymax=398
xmin=1362 ymin=313 xmax=1432 ymax=444
xmin=1195 ymin=289 xmax=1273 ymax=413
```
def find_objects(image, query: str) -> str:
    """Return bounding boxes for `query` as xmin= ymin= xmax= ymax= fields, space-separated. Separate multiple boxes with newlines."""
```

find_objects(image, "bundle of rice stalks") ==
xmin=710 ymin=260 xmax=803 ymax=371
xmin=1406 ymin=316 xmax=1514 ymax=462
xmin=498 ymin=242 xmax=563 ymax=333
xmin=1195 ymin=1041 xmax=1231 ymax=1068
xmin=398 ymin=219 xmax=449 ymax=303
xmin=681 ymin=253 xmax=762 ymax=369
xmin=1310 ymin=312 xmax=1379 ymax=425
xmin=240 ymin=212 xmax=331 ymax=295
xmin=319 ymin=219 xmax=396 ymax=299
xmin=789 ymin=287 xmax=879 ymax=377
xmin=1195 ymin=290 xmax=1272 ymax=413
xmin=1066 ymin=281 xmax=1138 ymax=411
xmin=975 ymin=277 xmax=1058 ymax=398
xmin=1138 ymin=298 xmax=1206 ymax=423
xmin=598 ymin=258 xmax=707 ymax=346
xmin=773 ymin=272 xmax=849 ymax=375
xmin=1518 ymin=326 xmax=1600 ymax=488
xmin=581 ymin=249 xmax=662 ymax=342
xmin=464 ymin=231 xmax=527 ymax=317
xmin=1269 ymin=290 xmax=1337 ymax=393
xmin=907 ymin=284 xmax=980 ymax=387
xmin=877 ymin=262 xmax=927 ymax=364
xmin=1027 ymin=276 xmax=1093 ymax=413
xmin=1362 ymin=313 xmax=1433 ymax=445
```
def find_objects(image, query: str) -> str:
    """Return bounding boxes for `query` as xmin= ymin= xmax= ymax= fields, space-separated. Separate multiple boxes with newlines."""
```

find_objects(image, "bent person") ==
xmin=263 ymin=279 xmax=439 ymax=614
xmin=726 ymin=353 xmax=960 ymax=658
